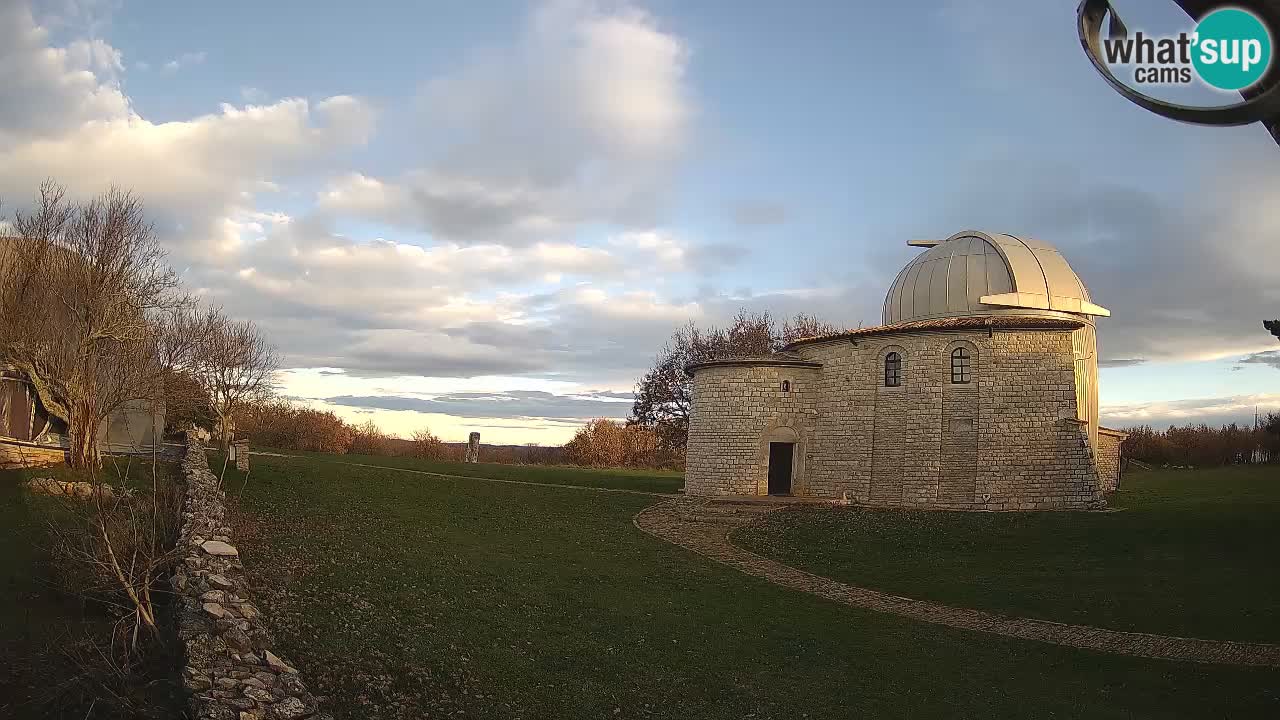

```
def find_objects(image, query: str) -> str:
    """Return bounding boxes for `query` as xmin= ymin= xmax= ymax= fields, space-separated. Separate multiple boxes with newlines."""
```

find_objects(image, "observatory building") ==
xmin=683 ymin=230 xmax=1127 ymax=510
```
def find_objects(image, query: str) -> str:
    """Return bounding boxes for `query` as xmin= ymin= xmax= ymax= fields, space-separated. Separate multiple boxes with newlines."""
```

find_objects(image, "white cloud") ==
xmin=161 ymin=50 xmax=206 ymax=73
xmin=0 ymin=3 xmax=131 ymax=140
xmin=1102 ymin=393 xmax=1280 ymax=429
xmin=240 ymin=86 xmax=270 ymax=103
xmin=0 ymin=0 xmax=718 ymax=417
xmin=332 ymin=0 xmax=692 ymax=244
xmin=66 ymin=37 xmax=123 ymax=75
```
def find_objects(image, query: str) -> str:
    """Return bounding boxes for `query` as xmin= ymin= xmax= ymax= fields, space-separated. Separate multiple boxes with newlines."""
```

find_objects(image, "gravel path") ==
xmin=634 ymin=499 xmax=1280 ymax=667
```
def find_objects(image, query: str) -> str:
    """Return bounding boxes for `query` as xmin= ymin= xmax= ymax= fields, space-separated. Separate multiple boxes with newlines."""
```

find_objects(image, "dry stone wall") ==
xmin=1096 ymin=428 xmax=1127 ymax=492
xmin=173 ymin=438 xmax=330 ymax=720
xmin=685 ymin=328 xmax=1105 ymax=510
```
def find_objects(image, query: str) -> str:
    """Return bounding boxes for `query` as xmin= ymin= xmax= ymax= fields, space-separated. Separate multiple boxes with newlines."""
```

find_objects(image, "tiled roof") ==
xmin=684 ymin=356 xmax=823 ymax=377
xmin=782 ymin=315 xmax=1085 ymax=349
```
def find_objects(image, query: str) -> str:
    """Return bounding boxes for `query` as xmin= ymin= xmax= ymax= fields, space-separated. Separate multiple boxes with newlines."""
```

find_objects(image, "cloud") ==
xmin=324 ymin=1 xmax=692 ymax=244
xmin=894 ymin=137 xmax=1280 ymax=368
xmin=325 ymin=390 xmax=631 ymax=420
xmin=162 ymin=50 xmax=206 ymax=73
xmin=1238 ymin=350 xmax=1280 ymax=370
xmin=913 ymin=0 xmax=1280 ymax=367
xmin=240 ymin=86 xmax=269 ymax=103
xmin=1099 ymin=358 xmax=1148 ymax=368
xmin=0 ymin=3 xmax=131 ymax=140
xmin=1102 ymin=393 xmax=1280 ymax=429
xmin=179 ymin=210 xmax=720 ymax=380
xmin=0 ymin=6 xmax=376 ymax=267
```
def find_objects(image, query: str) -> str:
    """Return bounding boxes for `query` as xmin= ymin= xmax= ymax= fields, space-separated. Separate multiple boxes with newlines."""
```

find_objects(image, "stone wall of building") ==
xmin=1096 ymin=427 xmax=1128 ymax=492
xmin=685 ymin=328 xmax=1105 ymax=510
xmin=685 ymin=363 xmax=819 ymax=495
xmin=173 ymin=438 xmax=330 ymax=720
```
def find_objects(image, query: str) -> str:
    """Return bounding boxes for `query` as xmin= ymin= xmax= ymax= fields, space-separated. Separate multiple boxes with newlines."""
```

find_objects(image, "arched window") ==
xmin=951 ymin=347 xmax=972 ymax=384
xmin=884 ymin=352 xmax=902 ymax=387
xmin=780 ymin=380 xmax=791 ymax=393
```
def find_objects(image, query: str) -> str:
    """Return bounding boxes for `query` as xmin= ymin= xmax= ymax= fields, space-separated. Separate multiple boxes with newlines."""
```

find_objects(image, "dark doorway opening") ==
xmin=767 ymin=442 xmax=794 ymax=495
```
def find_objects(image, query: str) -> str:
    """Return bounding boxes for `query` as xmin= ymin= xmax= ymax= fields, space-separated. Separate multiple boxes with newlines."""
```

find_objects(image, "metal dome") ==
xmin=882 ymin=230 xmax=1109 ymax=325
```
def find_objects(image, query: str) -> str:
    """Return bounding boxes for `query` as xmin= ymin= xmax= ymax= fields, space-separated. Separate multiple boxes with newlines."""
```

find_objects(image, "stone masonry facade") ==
xmin=685 ymin=362 xmax=820 ymax=496
xmin=1096 ymin=427 xmax=1128 ymax=492
xmin=173 ymin=438 xmax=330 ymax=720
xmin=686 ymin=328 xmax=1109 ymax=510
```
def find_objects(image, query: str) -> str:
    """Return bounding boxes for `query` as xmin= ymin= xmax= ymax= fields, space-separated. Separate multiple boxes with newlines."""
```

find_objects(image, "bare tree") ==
xmin=411 ymin=427 xmax=446 ymax=459
xmin=629 ymin=309 xmax=843 ymax=452
xmin=1 ymin=181 xmax=184 ymax=468
xmin=782 ymin=312 xmax=842 ymax=344
xmin=153 ymin=305 xmax=219 ymax=432
xmin=195 ymin=313 xmax=278 ymax=449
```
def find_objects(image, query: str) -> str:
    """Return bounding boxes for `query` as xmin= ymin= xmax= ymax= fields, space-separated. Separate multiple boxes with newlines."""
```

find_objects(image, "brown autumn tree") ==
xmin=564 ymin=418 xmax=663 ymax=468
xmin=236 ymin=397 xmax=355 ymax=453
xmin=411 ymin=426 xmax=447 ymax=459
xmin=628 ymin=309 xmax=842 ymax=453
xmin=349 ymin=418 xmax=393 ymax=456
xmin=153 ymin=304 xmax=220 ymax=433
xmin=195 ymin=312 xmax=279 ymax=449
xmin=0 ymin=181 xmax=185 ymax=467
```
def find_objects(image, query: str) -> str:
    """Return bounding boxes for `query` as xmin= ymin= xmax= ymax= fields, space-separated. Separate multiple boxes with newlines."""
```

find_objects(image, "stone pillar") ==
xmin=465 ymin=432 xmax=480 ymax=463
xmin=232 ymin=440 xmax=250 ymax=472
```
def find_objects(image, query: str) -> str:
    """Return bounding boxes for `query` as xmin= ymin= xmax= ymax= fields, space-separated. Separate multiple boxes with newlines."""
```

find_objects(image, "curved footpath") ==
xmin=634 ymin=499 xmax=1280 ymax=668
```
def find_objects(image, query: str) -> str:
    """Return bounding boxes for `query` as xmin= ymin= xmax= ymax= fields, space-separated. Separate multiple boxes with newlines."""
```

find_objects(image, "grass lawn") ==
xmin=0 ymin=456 xmax=184 ymax=719
xmin=278 ymin=448 xmax=684 ymax=494
xmin=735 ymin=465 xmax=1280 ymax=642
xmin=224 ymin=452 xmax=1279 ymax=719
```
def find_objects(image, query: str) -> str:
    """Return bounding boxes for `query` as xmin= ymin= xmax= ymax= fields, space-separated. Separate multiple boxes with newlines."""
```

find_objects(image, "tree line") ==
xmin=232 ymin=399 xmax=681 ymax=468
xmin=1123 ymin=417 xmax=1280 ymax=467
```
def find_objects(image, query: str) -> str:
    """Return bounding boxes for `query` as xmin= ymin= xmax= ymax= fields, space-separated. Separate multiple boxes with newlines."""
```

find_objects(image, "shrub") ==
xmin=564 ymin=418 xmax=677 ymax=469
xmin=411 ymin=427 xmax=448 ymax=460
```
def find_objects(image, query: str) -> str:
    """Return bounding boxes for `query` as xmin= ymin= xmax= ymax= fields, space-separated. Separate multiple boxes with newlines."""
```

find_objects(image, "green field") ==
xmin=223 ymin=452 xmax=1280 ymax=719
xmin=735 ymin=465 xmax=1280 ymax=641
xmin=282 ymin=448 xmax=685 ymax=494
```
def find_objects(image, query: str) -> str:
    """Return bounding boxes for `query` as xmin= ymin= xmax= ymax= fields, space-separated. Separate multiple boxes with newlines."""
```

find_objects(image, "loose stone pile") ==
xmin=172 ymin=438 xmax=329 ymax=720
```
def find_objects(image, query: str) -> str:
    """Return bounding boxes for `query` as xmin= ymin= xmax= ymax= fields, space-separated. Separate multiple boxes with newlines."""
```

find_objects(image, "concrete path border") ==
xmin=634 ymin=499 xmax=1280 ymax=668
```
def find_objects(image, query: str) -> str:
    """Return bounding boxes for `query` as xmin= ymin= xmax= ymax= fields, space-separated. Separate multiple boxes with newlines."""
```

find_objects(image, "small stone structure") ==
xmin=685 ymin=230 xmax=1127 ymax=510
xmin=173 ymin=437 xmax=329 ymax=720
xmin=1096 ymin=427 xmax=1129 ymax=492
xmin=465 ymin=431 xmax=480 ymax=463
xmin=231 ymin=439 xmax=250 ymax=472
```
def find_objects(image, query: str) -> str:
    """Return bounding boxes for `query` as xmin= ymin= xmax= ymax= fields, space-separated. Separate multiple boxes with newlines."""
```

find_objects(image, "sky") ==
xmin=1 ymin=0 xmax=1277 ymax=444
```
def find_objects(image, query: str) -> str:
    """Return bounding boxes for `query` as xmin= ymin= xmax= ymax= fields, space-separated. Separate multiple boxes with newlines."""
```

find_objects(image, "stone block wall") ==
xmin=173 ymin=438 xmax=330 ymax=720
xmin=800 ymin=331 xmax=995 ymax=507
xmin=970 ymin=331 xmax=1102 ymax=510
xmin=1096 ymin=427 xmax=1128 ymax=492
xmin=685 ymin=327 xmax=1105 ymax=510
xmin=685 ymin=364 xmax=819 ymax=495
